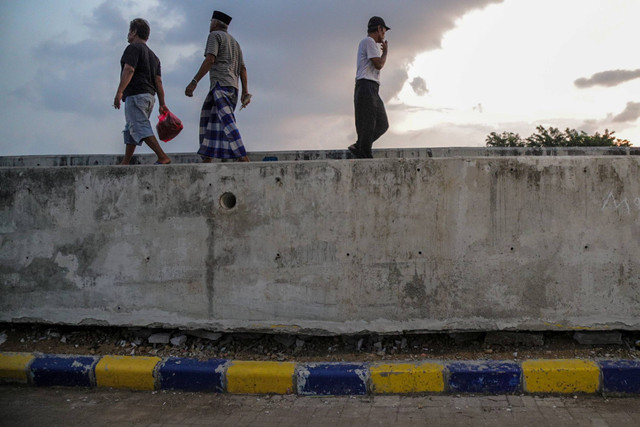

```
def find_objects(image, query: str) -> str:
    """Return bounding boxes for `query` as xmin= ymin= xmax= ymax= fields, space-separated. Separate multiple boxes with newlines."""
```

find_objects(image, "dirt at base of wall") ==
xmin=1 ymin=323 xmax=639 ymax=362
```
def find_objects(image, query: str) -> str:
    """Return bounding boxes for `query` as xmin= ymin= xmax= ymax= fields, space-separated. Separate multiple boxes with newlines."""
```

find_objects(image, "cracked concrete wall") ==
xmin=1 ymin=156 xmax=639 ymax=333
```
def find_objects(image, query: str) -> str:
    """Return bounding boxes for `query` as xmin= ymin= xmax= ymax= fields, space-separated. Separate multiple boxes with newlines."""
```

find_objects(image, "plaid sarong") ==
xmin=198 ymin=83 xmax=246 ymax=159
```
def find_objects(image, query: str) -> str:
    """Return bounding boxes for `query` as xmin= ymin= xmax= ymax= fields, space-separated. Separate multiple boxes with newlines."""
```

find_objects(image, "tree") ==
xmin=486 ymin=126 xmax=632 ymax=147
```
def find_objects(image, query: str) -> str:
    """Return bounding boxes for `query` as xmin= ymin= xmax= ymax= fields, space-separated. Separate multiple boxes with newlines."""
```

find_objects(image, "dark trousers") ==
xmin=354 ymin=79 xmax=389 ymax=158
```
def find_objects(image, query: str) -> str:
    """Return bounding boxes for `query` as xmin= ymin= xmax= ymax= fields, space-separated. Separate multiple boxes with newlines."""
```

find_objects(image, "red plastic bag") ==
xmin=156 ymin=109 xmax=183 ymax=142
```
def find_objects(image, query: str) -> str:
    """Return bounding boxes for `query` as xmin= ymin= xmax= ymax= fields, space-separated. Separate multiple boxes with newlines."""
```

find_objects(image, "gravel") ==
xmin=1 ymin=323 xmax=639 ymax=362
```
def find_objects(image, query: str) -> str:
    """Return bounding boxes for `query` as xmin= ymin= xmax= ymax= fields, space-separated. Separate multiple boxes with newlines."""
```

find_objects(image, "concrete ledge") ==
xmin=2 ymin=352 xmax=640 ymax=395
xmin=2 ymin=147 xmax=639 ymax=168
xmin=2 ymin=156 xmax=639 ymax=334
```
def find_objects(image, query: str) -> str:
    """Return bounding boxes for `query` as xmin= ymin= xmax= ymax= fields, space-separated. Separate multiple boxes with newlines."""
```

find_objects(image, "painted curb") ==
xmin=95 ymin=355 xmax=161 ymax=390
xmin=1 ymin=352 xmax=640 ymax=396
xmin=448 ymin=361 xmax=521 ymax=394
xmin=297 ymin=363 xmax=368 ymax=396
xmin=30 ymin=355 xmax=99 ymax=387
xmin=0 ymin=352 xmax=34 ymax=384
xmin=600 ymin=360 xmax=640 ymax=394
xmin=157 ymin=357 xmax=227 ymax=393
xmin=370 ymin=362 xmax=444 ymax=394
xmin=522 ymin=359 xmax=600 ymax=394
xmin=226 ymin=361 xmax=295 ymax=394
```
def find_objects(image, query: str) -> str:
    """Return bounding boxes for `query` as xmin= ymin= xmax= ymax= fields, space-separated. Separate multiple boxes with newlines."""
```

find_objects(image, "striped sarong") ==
xmin=198 ymin=83 xmax=246 ymax=159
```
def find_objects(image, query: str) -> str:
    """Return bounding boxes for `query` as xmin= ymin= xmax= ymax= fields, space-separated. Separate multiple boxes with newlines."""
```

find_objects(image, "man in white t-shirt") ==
xmin=349 ymin=16 xmax=390 ymax=159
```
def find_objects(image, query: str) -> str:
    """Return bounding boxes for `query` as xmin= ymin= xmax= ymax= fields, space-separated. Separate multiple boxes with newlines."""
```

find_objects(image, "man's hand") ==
xmin=381 ymin=40 xmax=388 ymax=55
xmin=159 ymin=104 xmax=168 ymax=115
xmin=185 ymin=81 xmax=197 ymax=97
xmin=240 ymin=93 xmax=252 ymax=110
xmin=113 ymin=92 xmax=123 ymax=109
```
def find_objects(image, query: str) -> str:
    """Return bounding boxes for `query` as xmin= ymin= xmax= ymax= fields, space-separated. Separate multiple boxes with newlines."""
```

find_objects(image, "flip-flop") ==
xmin=154 ymin=161 xmax=171 ymax=165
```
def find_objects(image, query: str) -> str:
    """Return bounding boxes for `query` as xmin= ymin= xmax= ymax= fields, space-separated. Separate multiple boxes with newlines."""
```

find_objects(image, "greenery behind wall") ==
xmin=486 ymin=126 xmax=632 ymax=147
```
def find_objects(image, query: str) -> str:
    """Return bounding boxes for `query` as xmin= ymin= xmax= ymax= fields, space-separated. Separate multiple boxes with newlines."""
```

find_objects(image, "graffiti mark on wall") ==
xmin=602 ymin=190 xmax=640 ymax=214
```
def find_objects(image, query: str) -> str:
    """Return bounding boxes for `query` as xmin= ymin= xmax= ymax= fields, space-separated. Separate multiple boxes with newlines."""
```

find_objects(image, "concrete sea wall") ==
xmin=1 ymin=150 xmax=639 ymax=333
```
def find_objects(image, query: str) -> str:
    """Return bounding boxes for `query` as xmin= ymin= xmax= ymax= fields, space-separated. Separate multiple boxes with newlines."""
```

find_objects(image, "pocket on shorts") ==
xmin=133 ymin=94 xmax=154 ymax=116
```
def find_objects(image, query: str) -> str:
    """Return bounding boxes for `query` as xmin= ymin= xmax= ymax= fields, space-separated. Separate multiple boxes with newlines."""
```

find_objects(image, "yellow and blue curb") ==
xmin=1 ymin=352 xmax=639 ymax=395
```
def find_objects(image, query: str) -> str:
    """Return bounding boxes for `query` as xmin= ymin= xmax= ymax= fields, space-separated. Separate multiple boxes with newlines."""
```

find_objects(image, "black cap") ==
xmin=368 ymin=16 xmax=390 ymax=32
xmin=212 ymin=10 xmax=232 ymax=25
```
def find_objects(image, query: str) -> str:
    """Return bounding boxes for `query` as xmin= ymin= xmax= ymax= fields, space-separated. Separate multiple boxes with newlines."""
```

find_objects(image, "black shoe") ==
xmin=348 ymin=144 xmax=363 ymax=158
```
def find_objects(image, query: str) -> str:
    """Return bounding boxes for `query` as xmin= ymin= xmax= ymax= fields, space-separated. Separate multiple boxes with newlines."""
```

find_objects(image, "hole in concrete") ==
xmin=220 ymin=192 xmax=237 ymax=209
xmin=418 ymin=251 xmax=422 ymax=255
xmin=346 ymin=253 xmax=350 ymax=257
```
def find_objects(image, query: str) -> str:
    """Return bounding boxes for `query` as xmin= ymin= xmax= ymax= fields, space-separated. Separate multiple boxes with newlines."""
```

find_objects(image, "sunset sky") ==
xmin=1 ymin=0 xmax=638 ymax=157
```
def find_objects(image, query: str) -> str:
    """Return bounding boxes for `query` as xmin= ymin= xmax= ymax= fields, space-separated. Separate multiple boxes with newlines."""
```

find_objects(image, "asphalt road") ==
xmin=1 ymin=386 xmax=639 ymax=426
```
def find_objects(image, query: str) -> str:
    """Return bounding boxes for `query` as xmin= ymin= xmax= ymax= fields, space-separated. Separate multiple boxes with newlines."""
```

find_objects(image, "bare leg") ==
xmin=142 ymin=136 xmax=171 ymax=164
xmin=120 ymin=144 xmax=136 ymax=165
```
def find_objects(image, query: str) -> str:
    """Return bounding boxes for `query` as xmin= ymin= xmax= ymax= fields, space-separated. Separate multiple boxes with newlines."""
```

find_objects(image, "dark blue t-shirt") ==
xmin=120 ymin=42 xmax=161 ymax=100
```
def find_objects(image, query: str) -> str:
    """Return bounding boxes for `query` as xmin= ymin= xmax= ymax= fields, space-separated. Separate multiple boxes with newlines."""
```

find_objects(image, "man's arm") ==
xmin=113 ymin=64 xmax=135 ymax=109
xmin=155 ymin=75 xmax=168 ymax=114
xmin=370 ymin=40 xmax=388 ymax=70
xmin=240 ymin=65 xmax=251 ymax=107
xmin=185 ymin=54 xmax=216 ymax=97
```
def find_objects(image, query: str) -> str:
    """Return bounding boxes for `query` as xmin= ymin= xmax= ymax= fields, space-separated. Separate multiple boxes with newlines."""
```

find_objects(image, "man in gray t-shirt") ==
xmin=185 ymin=10 xmax=251 ymax=162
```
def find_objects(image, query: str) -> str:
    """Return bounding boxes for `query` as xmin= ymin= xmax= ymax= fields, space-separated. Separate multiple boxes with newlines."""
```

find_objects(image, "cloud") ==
xmin=574 ymin=69 xmax=640 ymax=88
xmin=409 ymin=77 xmax=429 ymax=96
xmin=612 ymin=102 xmax=640 ymax=123
xmin=1 ymin=0 xmax=504 ymax=156
xmin=379 ymin=121 xmax=496 ymax=148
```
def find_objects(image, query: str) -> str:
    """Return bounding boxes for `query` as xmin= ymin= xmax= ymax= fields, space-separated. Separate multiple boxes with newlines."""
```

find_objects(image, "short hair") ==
xmin=129 ymin=18 xmax=150 ymax=41
xmin=212 ymin=18 xmax=228 ymax=31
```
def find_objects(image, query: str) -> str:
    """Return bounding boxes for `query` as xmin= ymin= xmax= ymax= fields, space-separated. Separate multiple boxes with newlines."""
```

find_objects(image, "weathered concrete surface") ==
xmin=1 ymin=146 xmax=638 ymax=167
xmin=1 ymin=155 xmax=639 ymax=333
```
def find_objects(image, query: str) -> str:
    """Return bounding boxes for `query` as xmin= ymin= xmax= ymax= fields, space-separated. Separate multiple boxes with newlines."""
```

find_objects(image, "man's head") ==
xmin=210 ymin=10 xmax=232 ymax=32
xmin=367 ymin=16 xmax=390 ymax=42
xmin=128 ymin=18 xmax=150 ymax=42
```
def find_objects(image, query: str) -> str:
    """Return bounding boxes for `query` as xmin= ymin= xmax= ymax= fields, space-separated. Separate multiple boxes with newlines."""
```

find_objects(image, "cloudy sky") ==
xmin=0 ymin=0 xmax=638 ymax=157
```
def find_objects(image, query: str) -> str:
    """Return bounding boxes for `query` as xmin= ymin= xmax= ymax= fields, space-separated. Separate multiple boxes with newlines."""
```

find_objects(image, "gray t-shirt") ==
xmin=205 ymin=31 xmax=245 ymax=90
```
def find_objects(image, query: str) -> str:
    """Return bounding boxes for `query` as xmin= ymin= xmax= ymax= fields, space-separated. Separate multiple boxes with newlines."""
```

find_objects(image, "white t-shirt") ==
xmin=356 ymin=36 xmax=382 ymax=83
